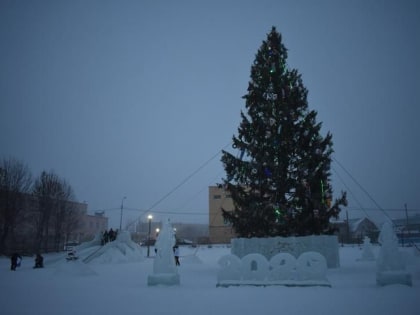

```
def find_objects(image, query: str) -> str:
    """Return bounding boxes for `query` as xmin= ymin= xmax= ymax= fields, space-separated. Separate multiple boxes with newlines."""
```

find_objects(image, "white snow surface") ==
xmin=1 ymin=244 xmax=420 ymax=315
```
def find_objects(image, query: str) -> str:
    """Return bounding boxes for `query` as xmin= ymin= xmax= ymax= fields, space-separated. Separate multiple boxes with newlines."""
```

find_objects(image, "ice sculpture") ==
xmin=376 ymin=222 xmax=412 ymax=286
xmin=295 ymin=251 xmax=328 ymax=281
xmin=231 ymin=235 xmax=340 ymax=268
xmin=217 ymin=251 xmax=330 ymax=287
xmin=359 ymin=236 xmax=375 ymax=261
xmin=217 ymin=254 xmax=242 ymax=283
xmin=147 ymin=219 xmax=180 ymax=286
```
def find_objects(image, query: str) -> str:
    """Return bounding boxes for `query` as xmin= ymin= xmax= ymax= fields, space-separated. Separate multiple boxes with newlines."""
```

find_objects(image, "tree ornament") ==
xmin=264 ymin=168 xmax=272 ymax=177
xmin=275 ymin=207 xmax=281 ymax=216
xmin=326 ymin=198 xmax=332 ymax=208
xmin=269 ymin=118 xmax=276 ymax=126
xmin=270 ymin=62 xmax=275 ymax=73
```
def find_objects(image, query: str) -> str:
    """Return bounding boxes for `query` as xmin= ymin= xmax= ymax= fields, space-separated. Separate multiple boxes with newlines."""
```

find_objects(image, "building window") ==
xmin=213 ymin=195 xmax=221 ymax=199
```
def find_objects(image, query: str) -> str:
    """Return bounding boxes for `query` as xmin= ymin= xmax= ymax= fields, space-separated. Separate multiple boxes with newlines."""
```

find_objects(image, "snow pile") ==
xmin=181 ymin=253 xmax=203 ymax=264
xmin=89 ymin=246 xmax=140 ymax=264
xmin=83 ymin=231 xmax=144 ymax=264
xmin=75 ymin=232 xmax=102 ymax=251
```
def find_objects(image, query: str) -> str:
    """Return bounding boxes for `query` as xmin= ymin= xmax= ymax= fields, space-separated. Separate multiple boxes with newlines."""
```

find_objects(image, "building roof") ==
xmin=331 ymin=217 xmax=378 ymax=232
xmin=392 ymin=214 xmax=420 ymax=226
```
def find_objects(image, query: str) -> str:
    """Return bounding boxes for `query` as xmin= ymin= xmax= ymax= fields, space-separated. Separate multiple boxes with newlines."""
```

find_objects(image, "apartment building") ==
xmin=71 ymin=210 xmax=109 ymax=243
xmin=208 ymin=186 xmax=237 ymax=244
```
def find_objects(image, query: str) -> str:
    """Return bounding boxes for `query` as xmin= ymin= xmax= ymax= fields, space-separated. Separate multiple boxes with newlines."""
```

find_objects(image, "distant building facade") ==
xmin=208 ymin=186 xmax=237 ymax=244
xmin=332 ymin=217 xmax=379 ymax=244
xmin=71 ymin=210 xmax=109 ymax=243
xmin=393 ymin=214 xmax=420 ymax=245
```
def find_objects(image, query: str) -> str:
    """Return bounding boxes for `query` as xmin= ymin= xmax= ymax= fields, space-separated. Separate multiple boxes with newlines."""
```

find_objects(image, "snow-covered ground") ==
xmin=1 ymin=244 xmax=419 ymax=315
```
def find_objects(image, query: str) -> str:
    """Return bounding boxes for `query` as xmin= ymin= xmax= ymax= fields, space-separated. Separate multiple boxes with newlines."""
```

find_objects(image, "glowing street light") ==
xmin=119 ymin=196 xmax=126 ymax=231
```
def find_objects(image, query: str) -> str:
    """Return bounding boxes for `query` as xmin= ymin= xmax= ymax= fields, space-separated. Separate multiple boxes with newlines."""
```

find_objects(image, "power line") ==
xmin=332 ymin=165 xmax=373 ymax=221
xmin=344 ymin=207 xmax=420 ymax=212
xmin=121 ymin=142 xmax=231 ymax=229
xmin=332 ymin=156 xmax=394 ymax=223
xmin=146 ymin=142 xmax=231 ymax=213
xmin=171 ymin=169 xmax=225 ymax=213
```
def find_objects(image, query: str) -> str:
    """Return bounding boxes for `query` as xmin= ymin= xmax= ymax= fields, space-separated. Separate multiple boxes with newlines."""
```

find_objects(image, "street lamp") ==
xmin=119 ymin=196 xmax=126 ymax=231
xmin=147 ymin=214 xmax=153 ymax=257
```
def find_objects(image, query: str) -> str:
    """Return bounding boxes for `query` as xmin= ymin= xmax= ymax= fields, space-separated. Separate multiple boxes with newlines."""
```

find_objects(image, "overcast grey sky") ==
xmin=1 ymin=0 xmax=419 ymax=228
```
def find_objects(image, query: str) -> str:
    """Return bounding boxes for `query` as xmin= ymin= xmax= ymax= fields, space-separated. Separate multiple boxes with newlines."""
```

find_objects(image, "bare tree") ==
xmin=51 ymin=180 xmax=78 ymax=251
xmin=0 ymin=157 xmax=32 ymax=254
xmin=32 ymin=171 xmax=80 ymax=252
xmin=32 ymin=171 xmax=63 ymax=252
xmin=63 ymin=201 xmax=83 ymax=245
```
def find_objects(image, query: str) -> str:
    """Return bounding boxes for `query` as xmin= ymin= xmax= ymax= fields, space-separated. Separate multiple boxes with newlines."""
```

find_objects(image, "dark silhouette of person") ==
xmin=109 ymin=228 xmax=116 ymax=241
xmin=10 ymin=253 xmax=22 ymax=271
xmin=34 ymin=254 xmax=44 ymax=268
xmin=173 ymin=245 xmax=180 ymax=266
xmin=102 ymin=230 xmax=109 ymax=245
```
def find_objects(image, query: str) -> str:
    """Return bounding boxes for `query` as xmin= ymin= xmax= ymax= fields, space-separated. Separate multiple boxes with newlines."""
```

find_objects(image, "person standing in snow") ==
xmin=102 ymin=230 xmax=109 ymax=245
xmin=10 ymin=253 xmax=22 ymax=271
xmin=34 ymin=253 xmax=44 ymax=268
xmin=173 ymin=245 xmax=180 ymax=266
xmin=109 ymin=228 xmax=115 ymax=241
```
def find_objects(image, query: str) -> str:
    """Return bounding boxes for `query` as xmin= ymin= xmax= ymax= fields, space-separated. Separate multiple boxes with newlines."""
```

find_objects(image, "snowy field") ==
xmin=1 ymin=244 xmax=419 ymax=315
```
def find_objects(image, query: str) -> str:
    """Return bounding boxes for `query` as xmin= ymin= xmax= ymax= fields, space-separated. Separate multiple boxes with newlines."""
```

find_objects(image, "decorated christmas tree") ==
xmin=221 ymin=27 xmax=347 ymax=237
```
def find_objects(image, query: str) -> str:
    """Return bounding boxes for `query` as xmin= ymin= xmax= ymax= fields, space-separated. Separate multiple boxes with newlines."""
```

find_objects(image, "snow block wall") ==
xmin=231 ymin=235 xmax=339 ymax=268
xmin=217 ymin=251 xmax=330 ymax=287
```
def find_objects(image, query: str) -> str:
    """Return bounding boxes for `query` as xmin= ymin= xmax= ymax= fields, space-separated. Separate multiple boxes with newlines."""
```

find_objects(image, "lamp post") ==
xmin=119 ymin=196 xmax=126 ymax=231
xmin=405 ymin=203 xmax=410 ymax=245
xmin=147 ymin=214 xmax=153 ymax=257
